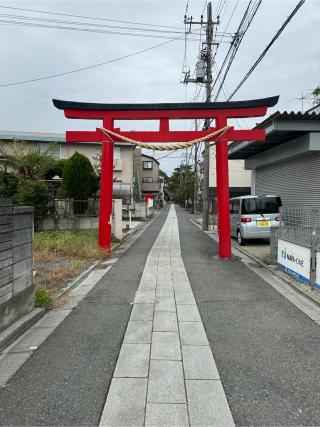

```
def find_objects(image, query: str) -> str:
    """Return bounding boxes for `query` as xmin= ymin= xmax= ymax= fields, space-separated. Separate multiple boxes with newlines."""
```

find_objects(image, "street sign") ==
xmin=277 ymin=239 xmax=311 ymax=285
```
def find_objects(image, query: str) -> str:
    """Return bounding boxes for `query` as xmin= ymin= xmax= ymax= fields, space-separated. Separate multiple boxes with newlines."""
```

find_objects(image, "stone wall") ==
xmin=0 ymin=200 xmax=34 ymax=333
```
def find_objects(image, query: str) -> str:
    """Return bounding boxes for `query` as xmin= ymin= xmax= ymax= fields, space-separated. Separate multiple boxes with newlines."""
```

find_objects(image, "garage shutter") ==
xmin=255 ymin=153 xmax=320 ymax=208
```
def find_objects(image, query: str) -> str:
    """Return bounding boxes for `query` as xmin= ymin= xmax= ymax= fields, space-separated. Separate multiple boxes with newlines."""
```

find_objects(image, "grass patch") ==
xmin=34 ymin=260 xmax=86 ymax=301
xmin=33 ymin=230 xmax=122 ymax=307
xmin=34 ymin=230 xmax=112 ymax=260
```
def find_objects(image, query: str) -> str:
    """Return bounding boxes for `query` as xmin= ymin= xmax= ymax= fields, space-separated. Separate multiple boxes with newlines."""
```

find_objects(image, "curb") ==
xmin=54 ymin=261 xmax=100 ymax=302
xmin=0 ymin=307 xmax=45 ymax=352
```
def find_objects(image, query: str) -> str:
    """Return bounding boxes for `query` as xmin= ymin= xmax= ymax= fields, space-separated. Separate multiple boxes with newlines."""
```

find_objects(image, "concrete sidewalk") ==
xmin=100 ymin=205 xmax=233 ymax=426
xmin=0 ymin=205 xmax=319 ymax=426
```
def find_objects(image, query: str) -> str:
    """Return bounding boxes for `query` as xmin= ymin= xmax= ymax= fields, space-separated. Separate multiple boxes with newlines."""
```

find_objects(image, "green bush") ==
xmin=44 ymin=159 xmax=67 ymax=180
xmin=62 ymin=152 xmax=97 ymax=199
xmin=15 ymin=180 xmax=50 ymax=220
xmin=35 ymin=289 xmax=53 ymax=308
xmin=62 ymin=152 xmax=98 ymax=214
xmin=0 ymin=171 xmax=19 ymax=198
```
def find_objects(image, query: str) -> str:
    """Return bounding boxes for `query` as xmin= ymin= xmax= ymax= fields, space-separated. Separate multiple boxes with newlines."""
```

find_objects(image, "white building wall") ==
xmin=208 ymin=145 xmax=251 ymax=188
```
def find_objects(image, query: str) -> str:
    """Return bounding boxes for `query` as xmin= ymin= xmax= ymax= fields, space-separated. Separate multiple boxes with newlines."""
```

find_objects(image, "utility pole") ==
xmin=193 ymin=119 xmax=198 ymax=213
xmin=182 ymin=2 xmax=218 ymax=227
xmin=202 ymin=2 xmax=213 ymax=230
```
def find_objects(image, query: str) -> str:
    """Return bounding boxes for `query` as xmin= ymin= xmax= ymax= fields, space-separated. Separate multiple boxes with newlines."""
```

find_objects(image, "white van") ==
xmin=229 ymin=195 xmax=282 ymax=245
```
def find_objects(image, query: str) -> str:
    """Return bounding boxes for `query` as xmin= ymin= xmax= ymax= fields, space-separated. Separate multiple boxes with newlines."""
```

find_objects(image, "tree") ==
xmin=159 ymin=169 xmax=168 ymax=180
xmin=15 ymin=180 xmax=50 ymax=223
xmin=312 ymin=86 xmax=320 ymax=105
xmin=62 ymin=152 xmax=98 ymax=213
xmin=0 ymin=141 xmax=55 ymax=219
xmin=0 ymin=171 xmax=19 ymax=198
xmin=167 ymin=165 xmax=194 ymax=205
xmin=0 ymin=141 xmax=56 ymax=180
xmin=44 ymin=159 xmax=67 ymax=180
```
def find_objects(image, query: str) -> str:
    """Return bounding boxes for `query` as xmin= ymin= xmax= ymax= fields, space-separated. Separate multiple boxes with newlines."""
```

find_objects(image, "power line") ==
xmin=217 ymin=0 xmax=240 ymax=44
xmin=0 ymin=35 xmax=184 ymax=88
xmin=0 ymin=12 xmax=189 ymax=35
xmin=0 ymin=19 xmax=202 ymax=41
xmin=227 ymin=0 xmax=305 ymax=101
xmin=212 ymin=0 xmax=262 ymax=101
xmin=0 ymin=4 xmax=185 ymax=30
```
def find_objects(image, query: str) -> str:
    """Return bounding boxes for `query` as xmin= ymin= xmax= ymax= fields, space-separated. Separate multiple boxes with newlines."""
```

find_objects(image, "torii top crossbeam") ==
xmin=53 ymin=96 xmax=278 ymax=144
xmin=53 ymin=95 xmax=279 ymax=258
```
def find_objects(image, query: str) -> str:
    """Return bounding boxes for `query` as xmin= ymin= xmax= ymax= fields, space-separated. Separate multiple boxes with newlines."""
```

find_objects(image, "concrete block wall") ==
xmin=112 ymin=199 xmax=122 ymax=240
xmin=270 ymin=227 xmax=280 ymax=265
xmin=0 ymin=200 xmax=34 ymax=333
xmin=132 ymin=202 xmax=154 ymax=220
xmin=38 ymin=217 xmax=99 ymax=231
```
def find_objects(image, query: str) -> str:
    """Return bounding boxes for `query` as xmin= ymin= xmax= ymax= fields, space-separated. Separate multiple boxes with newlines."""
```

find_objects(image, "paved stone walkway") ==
xmin=100 ymin=205 xmax=234 ymax=426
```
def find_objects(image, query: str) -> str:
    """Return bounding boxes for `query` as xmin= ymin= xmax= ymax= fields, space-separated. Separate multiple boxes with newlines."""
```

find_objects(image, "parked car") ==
xmin=229 ymin=195 xmax=282 ymax=245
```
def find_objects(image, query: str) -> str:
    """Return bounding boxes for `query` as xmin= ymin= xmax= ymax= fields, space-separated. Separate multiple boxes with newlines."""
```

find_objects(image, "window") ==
xmin=233 ymin=200 xmax=240 ymax=214
xmin=143 ymin=161 xmax=153 ymax=170
xmin=241 ymin=197 xmax=282 ymax=214
xmin=143 ymin=177 xmax=153 ymax=183
xmin=38 ymin=143 xmax=60 ymax=159
xmin=230 ymin=200 xmax=240 ymax=214
xmin=114 ymin=146 xmax=121 ymax=161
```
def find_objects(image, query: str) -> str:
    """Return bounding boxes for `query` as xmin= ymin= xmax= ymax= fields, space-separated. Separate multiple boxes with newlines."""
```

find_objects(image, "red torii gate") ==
xmin=53 ymin=96 xmax=278 ymax=259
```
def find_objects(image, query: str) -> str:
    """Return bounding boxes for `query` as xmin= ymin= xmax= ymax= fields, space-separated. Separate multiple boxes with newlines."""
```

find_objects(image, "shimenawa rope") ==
xmin=100 ymin=125 xmax=230 ymax=151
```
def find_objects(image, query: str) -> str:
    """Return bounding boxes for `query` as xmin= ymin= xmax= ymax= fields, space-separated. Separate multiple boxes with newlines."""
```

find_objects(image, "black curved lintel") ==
xmin=52 ymin=96 xmax=279 ymax=111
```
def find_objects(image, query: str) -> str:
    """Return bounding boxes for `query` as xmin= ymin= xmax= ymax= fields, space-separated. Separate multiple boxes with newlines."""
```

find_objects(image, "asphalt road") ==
xmin=0 ymin=208 xmax=168 ymax=426
xmin=177 ymin=206 xmax=320 ymax=426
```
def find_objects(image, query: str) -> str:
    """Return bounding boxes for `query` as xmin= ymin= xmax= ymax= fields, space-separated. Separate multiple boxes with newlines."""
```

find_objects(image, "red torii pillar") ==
xmin=53 ymin=96 xmax=278 ymax=258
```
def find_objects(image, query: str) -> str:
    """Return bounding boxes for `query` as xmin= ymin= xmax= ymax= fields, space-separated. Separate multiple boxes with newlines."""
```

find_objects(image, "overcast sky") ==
xmin=0 ymin=0 xmax=319 ymax=174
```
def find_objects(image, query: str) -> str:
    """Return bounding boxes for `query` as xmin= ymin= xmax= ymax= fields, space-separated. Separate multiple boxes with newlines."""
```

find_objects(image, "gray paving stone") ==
xmin=147 ymin=360 xmax=186 ymax=404
xmin=173 ymin=273 xmax=189 ymax=283
xmin=130 ymin=303 xmax=154 ymax=321
xmin=174 ymin=291 xmax=196 ymax=305
xmin=173 ymin=282 xmax=192 ymax=292
xmin=114 ymin=344 xmax=150 ymax=378
xmin=156 ymin=286 xmax=174 ymax=298
xmin=186 ymin=380 xmax=234 ymax=426
xmin=155 ymin=297 xmax=176 ymax=312
xmin=153 ymin=311 xmax=178 ymax=332
xmin=177 ymin=305 xmax=201 ymax=322
xmin=179 ymin=322 xmax=209 ymax=345
xmin=134 ymin=291 xmax=155 ymax=304
xmin=171 ymin=249 xmax=181 ymax=257
xmin=123 ymin=320 xmax=152 ymax=344
xmin=151 ymin=332 xmax=181 ymax=360
xmin=139 ymin=281 xmax=157 ymax=292
xmin=182 ymin=345 xmax=220 ymax=380
xmin=157 ymin=276 xmax=173 ymax=286
xmin=140 ymin=268 xmax=157 ymax=278
xmin=145 ymin=403 xmax=189 ymax=427
xmin=99 ymin=378 xmax=147 ymax=426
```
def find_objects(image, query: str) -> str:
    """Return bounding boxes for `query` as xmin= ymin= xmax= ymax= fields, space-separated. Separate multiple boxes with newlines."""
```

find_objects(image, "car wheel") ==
xmin=237 ymin=230 xmax=245 ymax=246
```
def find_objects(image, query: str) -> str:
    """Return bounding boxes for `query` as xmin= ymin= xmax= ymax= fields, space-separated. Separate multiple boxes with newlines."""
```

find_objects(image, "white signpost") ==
xmin=277 ymin=239 xmax=311 ymax=285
